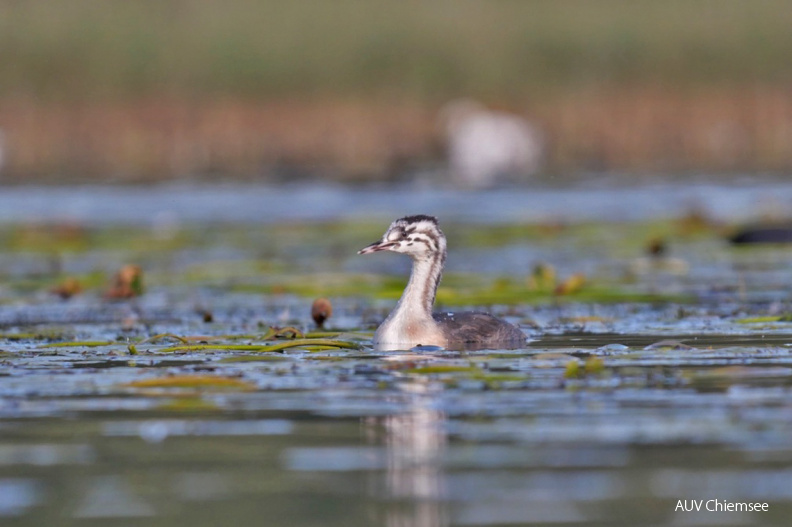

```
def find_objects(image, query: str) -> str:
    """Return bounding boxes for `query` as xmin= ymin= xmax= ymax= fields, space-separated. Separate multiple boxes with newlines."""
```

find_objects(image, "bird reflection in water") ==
xmin=362 ymin=381 xmax=448 ymax=527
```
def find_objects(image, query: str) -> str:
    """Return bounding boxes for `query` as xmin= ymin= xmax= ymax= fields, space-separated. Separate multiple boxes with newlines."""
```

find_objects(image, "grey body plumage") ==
xmin=432 ymin=312 xmax=525 ymax=348
xmin=359 ymin=215 xmax=525 ymax=350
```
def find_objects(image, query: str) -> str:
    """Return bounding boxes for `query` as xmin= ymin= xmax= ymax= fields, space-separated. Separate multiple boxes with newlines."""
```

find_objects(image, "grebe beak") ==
xmin=358 ymin=240 xmax=397 ymax=254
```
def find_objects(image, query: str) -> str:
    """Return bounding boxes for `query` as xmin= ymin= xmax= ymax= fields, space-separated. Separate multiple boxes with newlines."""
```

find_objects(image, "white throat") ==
xmin=373 ymin=251 xmax=446 ymax=350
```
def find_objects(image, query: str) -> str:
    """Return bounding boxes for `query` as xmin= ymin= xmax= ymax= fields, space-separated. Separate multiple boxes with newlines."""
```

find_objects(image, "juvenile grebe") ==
xmin=358 ymin=215 xmax=525 ymax=350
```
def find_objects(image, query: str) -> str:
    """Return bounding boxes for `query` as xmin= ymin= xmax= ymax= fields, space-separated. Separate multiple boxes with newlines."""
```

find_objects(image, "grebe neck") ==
xmin=393 ymin=250 xmax=446 ymax=319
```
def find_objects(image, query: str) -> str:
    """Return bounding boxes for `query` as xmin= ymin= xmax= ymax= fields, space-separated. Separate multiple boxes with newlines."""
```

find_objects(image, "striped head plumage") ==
xmin=358 ymin=215 xmax=446 ymax=260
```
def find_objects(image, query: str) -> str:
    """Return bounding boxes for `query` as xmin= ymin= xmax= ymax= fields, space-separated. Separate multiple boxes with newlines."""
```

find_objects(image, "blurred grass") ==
xmin=1 ymin=0 xmax=791 ymax=101
xmin=2 ymin=1 xmax=792 ymax=179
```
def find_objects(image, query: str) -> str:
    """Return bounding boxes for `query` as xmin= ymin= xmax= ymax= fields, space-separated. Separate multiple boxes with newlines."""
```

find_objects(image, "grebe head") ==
xmin=358 ymin=215 xmax=446 ymax=259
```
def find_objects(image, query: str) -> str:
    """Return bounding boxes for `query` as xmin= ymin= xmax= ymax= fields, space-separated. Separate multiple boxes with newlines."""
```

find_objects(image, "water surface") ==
xmin=1 ymin=181 xmax=792 ymax=526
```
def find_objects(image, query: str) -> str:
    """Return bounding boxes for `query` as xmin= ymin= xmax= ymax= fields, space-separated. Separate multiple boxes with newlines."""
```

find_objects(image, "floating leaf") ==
xmin=41 ymin=341 xmax=114 ymax=348
xmin=157 ymin=398 xmax=220 ymax=411
xmin=156 ymin=339 xmax=360 ymax=353
xmin=218 ymin=355 xmax=290 ymax=363
xmin=138 ymin=333 xmax=191 ymax=345
xmin=123 ymin=375 xmax=256 ymax=390
xmin=736 ymin=316 xmax=792 ymax=324
xmin=256 ymin=326 xmax=304 ymax=340
xmin=0 ymin=333 xmax=52 ymax=341
xmin=273 ymin=326 xmax=303 ymax=339
xmin=693 ymin=366 xmax=792 ymax=380
xmin=305 ymin=331 xmax=343 ymax=339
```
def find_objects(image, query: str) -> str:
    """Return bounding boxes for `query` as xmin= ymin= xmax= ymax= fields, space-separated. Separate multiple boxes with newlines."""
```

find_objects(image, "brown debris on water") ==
xmin=196 ymin=308 xmax=214 ymax=323
xmin=631 ymin=237 xmax=689 ymax=276
xmin=105 ymin=264 xmax=144 ymax=299
xmin=527 ymin=262 xmax=556 ymax=291
xmin=311 ymin=298 xmax=333 ymax=328
xmin=646 ymin=237 xmax=667 ymax=258
xmin=50 ymin=277 xmax=83 ymax=299
xmin=554 ymin=273 xmax=586 ymax=296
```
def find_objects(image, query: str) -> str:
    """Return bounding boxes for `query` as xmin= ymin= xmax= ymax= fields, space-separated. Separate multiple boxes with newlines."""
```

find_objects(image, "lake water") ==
xmin=1 ymin=178 xmax=791 ymax=225
xmin=1 ymin=180 xmax=792 ymax=526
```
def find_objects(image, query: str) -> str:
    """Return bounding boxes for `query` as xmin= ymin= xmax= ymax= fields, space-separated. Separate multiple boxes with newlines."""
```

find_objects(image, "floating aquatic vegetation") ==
xmin=50 ymin=277 xmax=83 ymax=299
xmin=436 ymin=278 xmax=689 ymax=306
xmin=154 ymin=339 xmax=361 ymax=353
xmin=527 ymin=262 xmax=557 ymax=291
xmin=2 ymin=206 xmax=792 ymax=526
xmin=0 ymin=333 xmax=55 ymax=341
xmin=218 ymin=355 xmax=291 ymax=363
xmin=120 ymin=328 xmax=364 ymax=356
xmin=40 ymin=341 xmax=115 ymax=348
xmin=8 ymin=222 xmax=90 ymax=253
xmin=688 ymin=365 xmax=792 ymax=391
xmin=138 ymin=334 xmax=192 ymax=345
xmin=304 ymin=331 xmax=346 ymax=339
xmin=105 ymin=264 xmax=144 ymax=299
xmin=736 ymin=315 xmax=792 ymax=324
xmin=123 ymin=375 xmax=257 ymax=390
xmin=156 ymin=398 xmax=221 ymax=412
xmin=695 ymin=365 xmax=792 ymax=379
xmin=555 ymin=273 xmax=586 ymax=296
xmin=564 ymin=357 xmax=607 ymax=379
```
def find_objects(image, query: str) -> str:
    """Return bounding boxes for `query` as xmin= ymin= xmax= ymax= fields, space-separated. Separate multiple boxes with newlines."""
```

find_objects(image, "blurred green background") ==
xmin=1 ymin=0 xmax=791 ymax=182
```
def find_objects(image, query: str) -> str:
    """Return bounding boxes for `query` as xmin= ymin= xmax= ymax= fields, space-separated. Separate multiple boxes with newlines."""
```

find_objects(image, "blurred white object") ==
xmin=441 ymin=99 xmax=543 ymax=188
xmin=0 ymin=128 xmax=6 ymax=174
